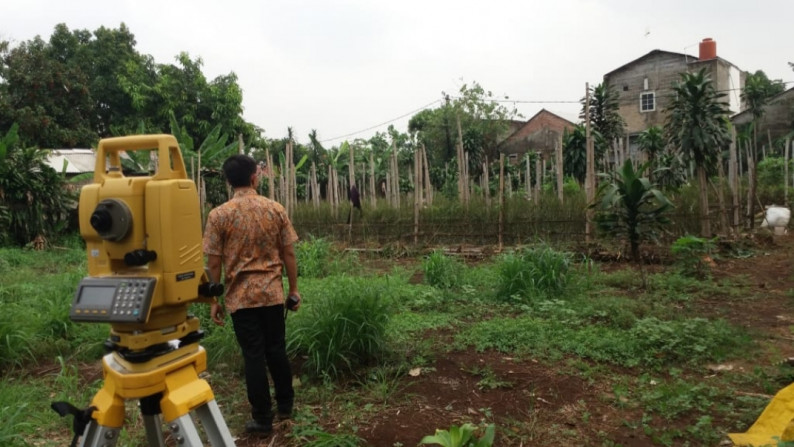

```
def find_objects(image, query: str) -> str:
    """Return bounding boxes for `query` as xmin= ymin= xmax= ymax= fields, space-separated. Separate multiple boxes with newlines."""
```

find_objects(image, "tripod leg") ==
xmin=194 ymin=400 xmax=236 ymax=446
xmin=140 ymin=394 xmax=166 ymax=447
xmin=78 ymin=421 xmax=120 ymax=447
xmin=168 ymin=414 xmax=205 ymax=446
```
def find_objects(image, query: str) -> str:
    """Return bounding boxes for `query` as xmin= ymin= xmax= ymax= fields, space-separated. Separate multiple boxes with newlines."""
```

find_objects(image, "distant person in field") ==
xmin=347 ymin=184 xmax=362 ymax=224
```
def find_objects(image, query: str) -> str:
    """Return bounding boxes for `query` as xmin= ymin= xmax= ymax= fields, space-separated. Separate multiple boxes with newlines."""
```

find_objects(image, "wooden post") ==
xmin=729 ymin=127 xmax=739 ymax=229
xmin=369 ymin=153 xmax=376 ymax=208
xmin=266 ymin=149 xmax=275 ymax=200
xmin=525 ymin=154 xmax=531 ymax=202
xmin=785 ymin=137 xmax=791 ymax=204
xmin=498 ymin=152 xmax=505 ymax=251
xmin=484 ymin=156 xmax=491 ymax=208
xmin=414 ymin=148 xmax=420 ymax=245
xmin=422 ymin=144 xmax=433 ymax=206
xmin=556 ymin=133 xmax=564 ymax=203
xmin=534 ymin=152 xmax=541 ymax=202
xmin=584 ymin=83 xmax=595 ymax=243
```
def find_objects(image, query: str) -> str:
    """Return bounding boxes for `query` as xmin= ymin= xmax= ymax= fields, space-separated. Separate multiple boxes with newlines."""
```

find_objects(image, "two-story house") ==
xmin=603 ymin=38 xmax=745 ymax=143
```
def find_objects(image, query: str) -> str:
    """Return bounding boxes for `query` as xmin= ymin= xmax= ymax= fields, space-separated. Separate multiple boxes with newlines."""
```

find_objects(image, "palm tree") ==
xmin=636 ymin=126 xmax=665 ymax=172
xmin=593 ymin=160 xmax=673 ymax=263
xmin=581 ymin=83 xmax=626 ymax=167
xmin=664 ymin=69 xmax=730 ymax=237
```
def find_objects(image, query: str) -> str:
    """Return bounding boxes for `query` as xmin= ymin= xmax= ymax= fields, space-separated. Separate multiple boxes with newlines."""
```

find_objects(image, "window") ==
xmin=640 ymin=92 xmax=655 ymax=112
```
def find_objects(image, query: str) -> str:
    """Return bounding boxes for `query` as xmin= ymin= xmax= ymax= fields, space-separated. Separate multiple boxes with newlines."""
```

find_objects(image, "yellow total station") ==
xmin=71 ymin=134 xmax=220 ymax=357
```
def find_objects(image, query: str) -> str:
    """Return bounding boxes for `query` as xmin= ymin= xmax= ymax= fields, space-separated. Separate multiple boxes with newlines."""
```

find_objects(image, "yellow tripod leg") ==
xmin=730 ymin=382 xmax=794 ymax=446
xmin=159 ymin=349 xmax=236 ymax=446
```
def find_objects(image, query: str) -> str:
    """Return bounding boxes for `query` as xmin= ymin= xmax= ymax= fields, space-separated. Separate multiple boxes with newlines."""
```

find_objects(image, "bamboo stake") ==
xmin=534 ymin=152 xmax=541 ymax=202
xmin=729 ymin=127 xmax=739 ymax=229
xmin=525 ymin=154 xmax=531 ymax=202
xmin=556 ymin=133 xmax=564 ymax=203
xmin=584 ymin=82 xmax=594 ymax=242
xmin=422 ymin=144 xmax=433 ymax=205
xmin=498 ymin=153 xmax=505 ymax=251
xmin=266 ymin=149 xmax=275 ymax=201
xmin=785 ymin=137 xmax=791 ymax=204
xmin=414 ymin=148 xmax=420 ymax=245
xmin=369 ymin=153 xmax=376 ymax=208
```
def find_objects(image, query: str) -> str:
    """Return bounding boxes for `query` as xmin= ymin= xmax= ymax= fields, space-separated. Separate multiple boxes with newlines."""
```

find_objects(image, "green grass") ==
xmin=0 ymin=238 xmax=782 ymax=446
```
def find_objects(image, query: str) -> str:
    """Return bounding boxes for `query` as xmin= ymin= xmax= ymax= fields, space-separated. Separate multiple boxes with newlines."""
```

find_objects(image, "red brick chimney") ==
xmin=699 ymin=38 xmax=717 ymax=60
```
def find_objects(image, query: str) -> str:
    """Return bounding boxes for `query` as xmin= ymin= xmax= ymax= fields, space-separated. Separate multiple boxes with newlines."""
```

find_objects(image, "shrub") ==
xmin=495 ymin=246 xmax=573 ymax=302
xmin=671 ymin=235 xmax=716 ymax=278
xmin=422 ymin=251 xmax=463 ymax=289
xmin=287 ymin=276 xmax=394 ymax=379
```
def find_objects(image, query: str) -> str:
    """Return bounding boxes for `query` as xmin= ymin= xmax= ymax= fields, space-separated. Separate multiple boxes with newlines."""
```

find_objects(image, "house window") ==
xmin=640 ymin=91 xmax=655 ymax=112
xmin=508 ymin=153 xmax=518 ymax=163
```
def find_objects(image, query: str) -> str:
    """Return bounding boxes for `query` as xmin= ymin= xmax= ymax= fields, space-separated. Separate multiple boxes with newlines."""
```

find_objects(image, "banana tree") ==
xmin=593 ymin=160 xmax=673 ymax=263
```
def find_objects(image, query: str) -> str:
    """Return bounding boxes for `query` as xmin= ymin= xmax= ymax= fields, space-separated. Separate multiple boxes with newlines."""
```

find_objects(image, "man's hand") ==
xmin=287 ymin=292 xmax=302 ymax=311
xmin=210 ymin=302 xmax=225 ymax=326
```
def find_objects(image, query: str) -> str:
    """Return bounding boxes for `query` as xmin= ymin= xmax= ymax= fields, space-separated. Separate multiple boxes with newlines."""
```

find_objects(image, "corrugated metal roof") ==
xmin=45 ymin=149 xmax=96 ymax=174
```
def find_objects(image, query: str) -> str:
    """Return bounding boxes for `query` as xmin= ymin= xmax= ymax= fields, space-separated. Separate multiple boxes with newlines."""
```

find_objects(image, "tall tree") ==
xmin=665 ymin=69 xmax=730 ymax=236
xmin=581 ymin=83 xmax=625 ymax=163
xmin=0 ymin=35 xmax=95 ymax=147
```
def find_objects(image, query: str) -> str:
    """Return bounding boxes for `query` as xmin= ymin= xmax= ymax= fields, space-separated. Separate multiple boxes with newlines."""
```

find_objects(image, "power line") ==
xmin=319 ymin=99 xmax=442 ymax=143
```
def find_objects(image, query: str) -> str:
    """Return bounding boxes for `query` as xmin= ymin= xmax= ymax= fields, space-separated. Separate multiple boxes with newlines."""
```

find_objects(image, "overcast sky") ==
xmin=2 ymin=0 xmax=792 ymax=146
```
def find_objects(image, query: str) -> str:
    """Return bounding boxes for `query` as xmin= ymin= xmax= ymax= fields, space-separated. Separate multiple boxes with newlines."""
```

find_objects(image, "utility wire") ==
xmin=319 ymin=99 xmax=442 ymax=143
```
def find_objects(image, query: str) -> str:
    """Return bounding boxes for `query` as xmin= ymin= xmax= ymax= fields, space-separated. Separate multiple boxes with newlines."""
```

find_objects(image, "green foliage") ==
xmin=422 ymin=251 xmax=464 ymax=289
xmin=294 ymin=236 xmax=359 ymax=279
xmin=296 ymin=236 xmax=334 ymax=278
xmin=287 ymin=276 xmax=394 ymax=379
xmin=290 ymin=412 xmax=363 ymax=446
xmin=0 ymin=124 xmax=74 ymax=245
xmin=665 ymin=68 xmax=730 ymax=171
xmin=0 ymin=393 xmax=30 ymax=446
xmin=420 ymin=423 xmax=495 ymax=447
xmin=581 ymin=83 xmax=626 ymax=150
xmin=593 ymin=160 xmax=673 ymax=261
xmin=495 ymin=246 xmax=574 ymax=303
xmin=457 ymin=314 xmax=748 ymax=369
xmin=757 ymin=156 xmax=793 ymax=204
xmin=671 ymin=235 xmax=717 ymax=278
xmin=0 ymin=23 xmax=261 ymax=151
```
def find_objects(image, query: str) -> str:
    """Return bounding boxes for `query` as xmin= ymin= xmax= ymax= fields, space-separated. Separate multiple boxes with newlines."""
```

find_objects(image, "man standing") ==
xmin=203 ymin=154 xmax=301 ymax=435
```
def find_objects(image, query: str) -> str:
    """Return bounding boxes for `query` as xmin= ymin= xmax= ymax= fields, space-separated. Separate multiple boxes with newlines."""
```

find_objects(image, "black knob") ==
xmin=90 ymin=208 xmax=113 ymax=232
xmin=198 ymin=282 xmax=224 ymax=297
xmin=124 ymin=250 xmax=157 ymax=266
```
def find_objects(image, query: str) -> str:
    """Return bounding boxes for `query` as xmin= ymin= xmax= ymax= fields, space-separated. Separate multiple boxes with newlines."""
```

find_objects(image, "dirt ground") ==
xmin=57 ymin=233 xmax=794 ymax=446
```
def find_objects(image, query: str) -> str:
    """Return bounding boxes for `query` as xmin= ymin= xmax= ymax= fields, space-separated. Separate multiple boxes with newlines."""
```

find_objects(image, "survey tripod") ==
xmin=52 ymin=135 xmax=235 ymax=446
xmin=75 ymin=322 xmax=235 ymax=447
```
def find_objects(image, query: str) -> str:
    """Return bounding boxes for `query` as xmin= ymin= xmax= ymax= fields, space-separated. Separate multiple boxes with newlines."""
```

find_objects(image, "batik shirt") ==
xmin=203 ymin=188 xmax=299 ymax=314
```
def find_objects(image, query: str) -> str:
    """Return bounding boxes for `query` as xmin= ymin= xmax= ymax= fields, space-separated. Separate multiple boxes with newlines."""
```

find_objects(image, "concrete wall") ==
xmin=605 ymin=52 xmax=743 ymax=135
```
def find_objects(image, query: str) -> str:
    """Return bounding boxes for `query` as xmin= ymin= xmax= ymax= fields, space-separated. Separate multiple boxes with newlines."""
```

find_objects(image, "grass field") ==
xmin=2 ymin=233 xmax=793 ymax=446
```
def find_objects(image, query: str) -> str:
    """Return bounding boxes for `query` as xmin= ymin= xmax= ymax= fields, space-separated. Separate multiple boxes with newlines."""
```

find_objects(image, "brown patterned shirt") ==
xmin=203 ymin=188 xmax=299 ymax=314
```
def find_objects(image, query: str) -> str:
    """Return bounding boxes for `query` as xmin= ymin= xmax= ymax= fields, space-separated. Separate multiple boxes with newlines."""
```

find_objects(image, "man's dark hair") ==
xmin=223 ymin=155 xmax=257 ymax=188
